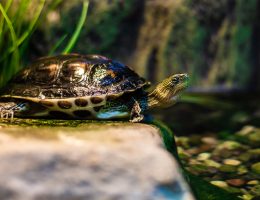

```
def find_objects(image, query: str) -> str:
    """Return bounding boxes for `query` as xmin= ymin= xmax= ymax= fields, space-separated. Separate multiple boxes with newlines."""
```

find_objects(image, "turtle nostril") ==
xmin=181 ymin=74 xmax=189 ymax=81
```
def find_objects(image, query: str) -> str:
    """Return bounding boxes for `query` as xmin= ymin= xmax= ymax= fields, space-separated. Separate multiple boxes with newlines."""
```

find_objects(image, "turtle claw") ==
xmin=0 ymin=109 xmax=14 ymax=122
xmin=130 ymin=99 xmax=144 ymax=123
xmin=129 ymin=114 xmax=144 ymax=123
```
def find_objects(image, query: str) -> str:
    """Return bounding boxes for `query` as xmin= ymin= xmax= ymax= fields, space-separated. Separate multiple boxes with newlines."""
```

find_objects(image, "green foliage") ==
xmin=62 ymin=0 xmax=89 ymax=54
xmin=75 ymin=0 xmax=135 ymax=55
xmin=0 ymin=0 xmax=45 ymax=87
xmin=149 ymin=119 xmax=180 ymax=161
xmin=0 ymin=0 xmax=89 ymax=88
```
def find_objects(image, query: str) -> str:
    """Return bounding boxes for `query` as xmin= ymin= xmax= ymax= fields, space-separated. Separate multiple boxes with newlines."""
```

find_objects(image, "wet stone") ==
xmin=217 ymin=141 xmax=242 ymax=150
xmin=210 ymin=181 xmax=228 ymax=188
xmin=238 ymin=152 xmax=252 ymax=162
xmin=247 ymin=180 xmax=259 ymax=185
xmin=226 ymin=179 xmax=246 ymax=187
xmin=219 ymin=164 xmax=238 ymax=173
xmin=236 ymin=126 xmax=256 ymax=136
xmin=204 ymin=159 xmax=221 ymax=168
xmin=249 ymin=149 xmax=260 ymax=155
xmin=176 ymin=137 xmax=190 ymax=149
xmin=197 ymin=152 xmax=211 ymax=161
xmin=225 ymin=186 xmax=242 ymax=194
xmin=251 ymin=162 xmax=260 ymax=174
xmin=175 ymin=126 xmax=260 ymax=200
xmin=199 ymin=144 xmax=214 ymax=152
xmin=237 ymin=166 xmax=248 ymax=175
xmin=223 ymin=159 xmax=241 ymax=166
xmin=186 ymin=147 xmax=200 ymax=155
xmin=189 ymin=135 xmax=202 ymax=146
xmin=251 ymin=185 xmax=260 ymax=196
xmin=201 ymin=136 xmax=218 ymax=145
xmin=248 ymin=132 xmax=260 ymax=146
xmin=213 ymin=149 xmax=233 ymax=159
xmin=242 ymin=194 xmax=254 ymax=200
xmin=189 ymin=164 xmax=209 ymax=174
xmin=0 ymin=121 xmax=195 ymax=200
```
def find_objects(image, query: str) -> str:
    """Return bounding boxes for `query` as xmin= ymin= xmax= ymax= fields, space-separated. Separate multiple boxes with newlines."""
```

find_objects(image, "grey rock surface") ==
xmin=0 ymin=121 xmax=194 ymax=200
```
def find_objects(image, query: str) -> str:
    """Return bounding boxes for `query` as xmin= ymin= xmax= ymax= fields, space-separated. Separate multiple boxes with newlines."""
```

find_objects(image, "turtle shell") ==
xmin=1 ymin=54 xmax=148 ymax=99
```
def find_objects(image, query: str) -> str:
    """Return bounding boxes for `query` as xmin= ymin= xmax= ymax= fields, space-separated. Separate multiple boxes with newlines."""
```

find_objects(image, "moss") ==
xmin=148 ymin=119 xmax=179 ymax=161
xmin=0 ymin=118 xmax=128 ymax=128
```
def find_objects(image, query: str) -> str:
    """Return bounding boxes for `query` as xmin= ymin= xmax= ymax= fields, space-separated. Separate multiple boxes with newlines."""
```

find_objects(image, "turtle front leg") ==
xmin=0 ymin=102 xmax=26 ymax=122
xmin=129 ymin=99 xmax=144 ymax=123
xmin=0 ymin=109 xmax=14 ymax=121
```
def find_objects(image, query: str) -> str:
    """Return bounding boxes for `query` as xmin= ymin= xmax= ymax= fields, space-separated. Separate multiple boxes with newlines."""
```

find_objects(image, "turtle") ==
xmin=0 ymin=54 xmax=189 ymax=122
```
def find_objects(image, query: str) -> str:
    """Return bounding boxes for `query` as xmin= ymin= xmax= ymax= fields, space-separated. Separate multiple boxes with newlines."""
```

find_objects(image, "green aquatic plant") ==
xmin=62 ymin=1 xmax=89 ymax=54
xmin=0 ymin=0 xmax=89 ymax=88
xmin=0 ymin=0 xmax=46 ymax=87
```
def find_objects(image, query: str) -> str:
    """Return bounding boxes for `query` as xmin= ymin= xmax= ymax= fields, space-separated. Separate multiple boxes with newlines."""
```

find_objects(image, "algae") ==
xmin=0 ymin=118 xmax=128 ymax=128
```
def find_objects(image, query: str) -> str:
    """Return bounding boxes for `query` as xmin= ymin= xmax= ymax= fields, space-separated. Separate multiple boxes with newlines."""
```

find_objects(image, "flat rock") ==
xmin=0 ymin=120 xmax=194 ymax=200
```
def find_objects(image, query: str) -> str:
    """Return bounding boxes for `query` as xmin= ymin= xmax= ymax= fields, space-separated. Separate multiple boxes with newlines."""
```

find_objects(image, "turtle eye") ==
xmin=172 ymin=77 xmax=179 ymax=85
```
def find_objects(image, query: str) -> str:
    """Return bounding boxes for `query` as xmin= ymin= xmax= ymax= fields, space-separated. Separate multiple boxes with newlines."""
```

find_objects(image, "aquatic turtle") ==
xmin=0 ymin=54 xmax=189 ymax=122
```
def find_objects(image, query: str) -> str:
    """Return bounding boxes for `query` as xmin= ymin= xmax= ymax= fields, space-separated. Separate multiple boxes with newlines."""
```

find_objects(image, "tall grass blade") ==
xmin=0 ymin=2 xmax=19 ymax=84
xmin=0 ymin=3 xmax=19 ymax=58
xmin=49 ymin=34 xmax=67 ymax=55
xmin=0 ymin=0 xmax=13 ymax=34
xmin=13 ymin=0 xmax=31 ymax=35
xmin=17 ymin=0 xmax=45 ymax=46
xmin=63 ymin=0 xmax=89 ymax=54
xmin=0 ymin=0 xmax=45 ymax=62
xmin=48 ymin=0 xmax=63 ymax=11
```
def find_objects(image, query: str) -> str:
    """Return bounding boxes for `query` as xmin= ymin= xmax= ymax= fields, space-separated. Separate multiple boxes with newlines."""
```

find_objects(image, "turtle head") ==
xmin=148 ymin=73 xmax=189 ymax=108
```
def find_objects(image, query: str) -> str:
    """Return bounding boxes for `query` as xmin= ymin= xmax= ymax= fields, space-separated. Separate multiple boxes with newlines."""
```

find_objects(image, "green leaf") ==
xmin=0 ymin=3 xmax=19 ymax=69
xmin=62 ymin=0 xmax=89 ymax=54
xmin=0 ymin=0 xmax=13 ymax=34
xmin=12 ymin=0 xmax=31 ymax=35
xmin=48 ymin=34 xmax=68 ymax=55
xmin=0 ymin=0 xmax=45 ymax=62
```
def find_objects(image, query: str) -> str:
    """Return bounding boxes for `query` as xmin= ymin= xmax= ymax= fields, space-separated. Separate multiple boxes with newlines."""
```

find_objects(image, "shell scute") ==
xmin=59 ymin=59 xmax=87 ymax=83
xmin=17 ymin=59 xmax=59 ymax=84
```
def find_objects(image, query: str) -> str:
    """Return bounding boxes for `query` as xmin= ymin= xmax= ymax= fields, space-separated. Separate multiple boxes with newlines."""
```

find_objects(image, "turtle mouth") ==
xmin=170 ymin=94 xmax=179 ymax=102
